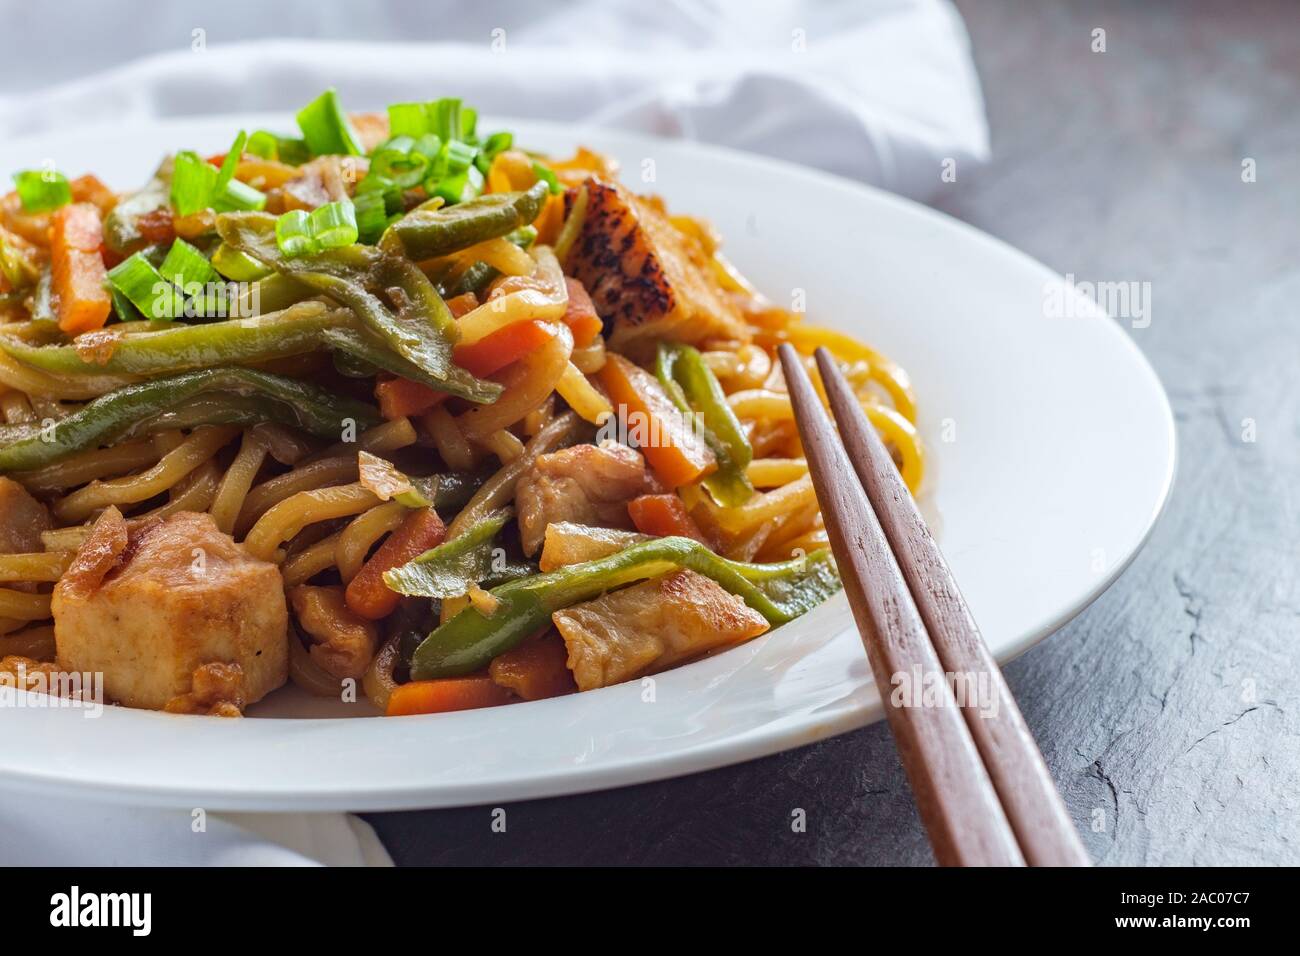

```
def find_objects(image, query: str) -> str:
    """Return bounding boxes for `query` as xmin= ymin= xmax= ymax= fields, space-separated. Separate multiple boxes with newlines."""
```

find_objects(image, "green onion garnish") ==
xmin=431 ymin=98 xmax=462 ymax=144
xmin=107 ymin=252 xmax=180 ymax=320
xmin=297 ymin=88 xmax=362 ymax=157
xmin=353 ymin=192 xmax=394 ymax=245
xmin=247 ymin=130 xmax=310 ymax=165
xmin=532 ymin=162 xmax=562 ymax=195
xmin=169 ymin=151 xmax=218 ymax=217
xmin=474 ymin=131 xmax=513 ymax=174
xmin=275 ymin=210 xmax=315 ymax=257
xmin=308 ymin=201 xmax=359 ymax=249
xmin=159 ymin=239 xmax=217 ymax=290
xmin=387 ymin=102 xmax=430 ymax=139
xmin=170 ymin=137 xmax=265 ymax=216
xmin=13 ymin=170 xmax=72 ymax=212
xmin=274 ymin=201 xmax=358 ymax=257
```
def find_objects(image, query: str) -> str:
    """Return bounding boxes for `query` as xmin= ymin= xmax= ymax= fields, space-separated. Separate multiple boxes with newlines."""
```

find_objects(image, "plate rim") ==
xmin=0 ymin=114 xmax=1177 ymax=810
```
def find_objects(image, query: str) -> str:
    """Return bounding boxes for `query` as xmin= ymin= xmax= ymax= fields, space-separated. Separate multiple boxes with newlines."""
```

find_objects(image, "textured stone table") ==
xmin=366 ymin=0 xmax=1300 ymax=865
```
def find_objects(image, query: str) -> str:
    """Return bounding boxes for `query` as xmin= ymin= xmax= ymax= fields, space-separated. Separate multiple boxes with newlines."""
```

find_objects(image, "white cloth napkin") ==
xmin=0 ymin=0 xmax=986 ymax=866
xmin=0 ymin=792 xmax=391 ymax=866
xmin=0 ymin=0 xmax=986 ymax=202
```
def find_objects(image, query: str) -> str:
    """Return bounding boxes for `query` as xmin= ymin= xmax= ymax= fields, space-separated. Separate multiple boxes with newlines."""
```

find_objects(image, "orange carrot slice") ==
xmin=628 ymin=493 xmax=710 ymax=545
xmin=386 ymin=676 xmax=515 ymax=716
xmin=345 ymin=507 xmax=447 ymax=620
xmin=597 ymin=354 xmax=717 ymax=488
xmin=50 ymin=203 xmax=111 ymax=335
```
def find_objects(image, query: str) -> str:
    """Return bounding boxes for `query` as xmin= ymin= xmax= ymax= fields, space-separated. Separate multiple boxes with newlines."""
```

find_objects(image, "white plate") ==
xmin=0 ymin=115 xmax=1174 ymax=810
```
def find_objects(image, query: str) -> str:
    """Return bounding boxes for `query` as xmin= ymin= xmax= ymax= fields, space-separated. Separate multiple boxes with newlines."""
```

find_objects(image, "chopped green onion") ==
xmin=430 ymin=98 xmax=462 ymax=143
xmin=247 ymin=130 xmax=310 ymax=165
xmin=354 ymin=192 xmax=394 ymax=245
xmin=532 ymin=162 xmax=562 ymax=195
xmin=106 ymin=253 xmax=180 ymax=320
xmin=273 ymin=201 xmax=358 ymax=257
xmin=211 ymin=132 xmax=266 ymax=212
xmin=216 ymin=177 xmax=267 ymax=212
xmin=370 ymin=135 xmax=436 ymax=189
xmin=474 ymin=131 xmax=513 ymax=174
xmin=387 ymin=102 xmax=430 ymax=138
xmin=443 ymin=140 xmax=478 ymax=176
xmin=13 ymin=170 xmax=71 ymax=212
xmin=214 ymin=132 xmax=245 ymax=196
xmin=308 ymin=201 xmax=358 ymax=250
xmin=159 ymin=239 xmax=217 ymax=290
xmin=246 ymin=130 xmax=279 ymax=160
xmin=275 ymin=210 xmax=315 ymax=257
xmin=211 ymin=243 xmax=272 ymax=281
xmin=169 ymin=151 xmax=218 ymax=217
xmin=460 ymin=107 xmax=478 ymax=142
xmin=296 ymin=88 xmax=362 ymax=157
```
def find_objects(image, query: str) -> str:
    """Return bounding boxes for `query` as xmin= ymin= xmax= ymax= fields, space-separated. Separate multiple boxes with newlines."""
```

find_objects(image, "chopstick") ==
xmin=778 ymin=344 xmax=1089 ymax=867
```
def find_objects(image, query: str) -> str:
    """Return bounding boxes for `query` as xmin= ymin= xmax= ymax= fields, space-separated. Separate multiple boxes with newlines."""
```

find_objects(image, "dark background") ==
xmin=364 ymin=0 xmax=1300 ymax=865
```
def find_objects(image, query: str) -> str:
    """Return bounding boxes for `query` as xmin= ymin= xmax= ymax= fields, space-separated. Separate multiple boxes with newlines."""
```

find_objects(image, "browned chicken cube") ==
xmin=0 ymin=476 xmax=51 ymax=554
xmin=553 ymin=568 xmax=769 ymax=691
xmin=566 ymin=178 xmax=749 ymax=357
xmin=51 ymin=508 xmax=287 ymax=711
xmin=515 ymin=442 xmax=658 ymax=556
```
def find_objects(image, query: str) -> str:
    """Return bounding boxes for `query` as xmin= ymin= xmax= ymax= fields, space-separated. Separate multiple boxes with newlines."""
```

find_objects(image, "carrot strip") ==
xmin=386 ymin=676 xmax=515 ymax=716
xmin=50 ymin=203 xmax=111 ymax=335
xmin=375 ymin=377 xmax=442 ymax=420
xmin=562 ymin=277 xmax=603 ymax=347
xmin=628 ymin=493 xmax=710 ymax=545
xmin=345 ymin=507 xmax=446 ymax=620
xmin=597 ymin=354 xmax=717 ymax=488
xmin=375 ymin=318 xmax=559 ymax=418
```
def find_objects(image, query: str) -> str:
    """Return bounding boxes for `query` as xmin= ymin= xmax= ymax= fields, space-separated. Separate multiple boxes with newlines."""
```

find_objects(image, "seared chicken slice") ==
xmin=52 ymin=509 xmax=287 ymax=711
xmin=566 ymin=178 xmax=749 ymax=357
xmin=515 ymin=442 xmax=657 ymax=556
xmin=553 ymin=568 xmax=769 ymax=691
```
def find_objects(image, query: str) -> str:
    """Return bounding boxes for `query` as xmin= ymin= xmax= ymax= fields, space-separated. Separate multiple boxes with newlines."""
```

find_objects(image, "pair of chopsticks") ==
xmin=778 ymin=345 xmax=1089 ymax=867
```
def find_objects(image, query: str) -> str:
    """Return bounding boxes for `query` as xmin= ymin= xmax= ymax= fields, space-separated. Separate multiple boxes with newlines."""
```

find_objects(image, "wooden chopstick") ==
xmin=809 ymin=347 xmax=1089 ymax=866
xmin=778 ymin=344 xmax=1024 ymax=866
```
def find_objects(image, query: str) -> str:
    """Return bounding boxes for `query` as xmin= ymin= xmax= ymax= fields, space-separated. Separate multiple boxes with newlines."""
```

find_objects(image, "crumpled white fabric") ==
xmin=0 ymin=0 xmax=985 ymax=866
xmin=0 ymin=0 xmax=986 ymax=201
xmin=0 ymin=791 xmax=391 ymax=866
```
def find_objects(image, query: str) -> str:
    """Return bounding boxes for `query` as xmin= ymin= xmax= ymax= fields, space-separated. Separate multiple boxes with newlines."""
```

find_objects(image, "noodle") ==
xmin=423 ymin=406 xmax=475 ymax=472
xmin=335 ymin=501 xmax=406 ymax=583
xmin=0 ymin=551 xmax=72 ymax=583
xmin=0 ymin=588 xmax=52 ymax=621
xmin=555 ymin=362 xmax=612 ymax=425
xmin=244 ymin=482 xmax=382 ymax=562
xmin=0 ymin=123 xmax=926 ymax=719
xmin=53 ymin=425 xmax=238 ymax=523
xmin=209 ymin=430 xmax=269 ymax=534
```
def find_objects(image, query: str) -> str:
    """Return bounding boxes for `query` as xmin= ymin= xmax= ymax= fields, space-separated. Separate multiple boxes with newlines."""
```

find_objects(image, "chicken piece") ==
xmin=288 ymin=584 xmax=380 ymax=680
xmin=0 ymin=477 xmax=51 ymax=555
xmin=163 ymin=662 xmax=245 ymax=717
xmin=488 ymin=632 xmax=577 ymax=700
xmin=51 ymin=508 xmax=287 ymax=711
xmin=553 ymin=568 xmax=769 ymax=691
xmin=566 ymin=178 xmax=749 ymax=358
xmin=538 ymin=522 xmax=650 ymax=572
xmin=515 ymin=442 xmax=657 ymax=556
